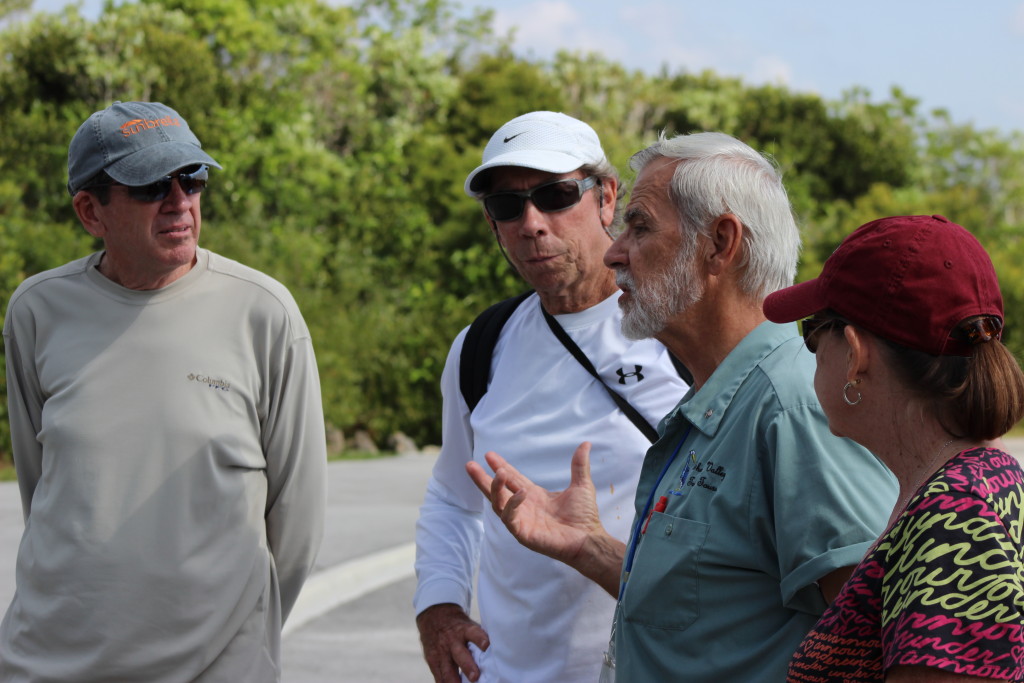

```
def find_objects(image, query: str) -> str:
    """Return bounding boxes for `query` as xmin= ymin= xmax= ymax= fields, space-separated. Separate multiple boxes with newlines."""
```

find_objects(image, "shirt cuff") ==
xmin=781 ymin=540 xmax=874 ymax=614
xmin=413 ymin=577 xmax=474 ymax=616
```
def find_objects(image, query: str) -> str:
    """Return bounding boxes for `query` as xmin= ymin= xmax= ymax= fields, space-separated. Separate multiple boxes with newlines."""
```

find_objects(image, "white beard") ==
xmin=616 ymin=245 xmax=703 ymax=340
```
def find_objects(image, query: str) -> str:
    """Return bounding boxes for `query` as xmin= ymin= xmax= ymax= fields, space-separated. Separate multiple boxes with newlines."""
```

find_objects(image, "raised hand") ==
xmin=466 ymin=442 xmax=625 ymax=596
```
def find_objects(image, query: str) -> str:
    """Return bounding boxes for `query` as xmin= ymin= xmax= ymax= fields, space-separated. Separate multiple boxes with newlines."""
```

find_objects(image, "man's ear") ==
xmin=73 ymin=192 xmax=106 ymax=239
xmin=598 ymin=176 xmax=618 ymax=230
xmin=705 ymin=213 xmax=743 ymax=276
xmin=482 ymin=207 xmax=503 ymax=244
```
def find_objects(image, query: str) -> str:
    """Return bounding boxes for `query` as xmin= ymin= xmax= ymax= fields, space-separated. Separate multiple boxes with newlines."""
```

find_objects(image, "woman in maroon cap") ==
xmin=763 ymin=214 xmax=1024 ymax=682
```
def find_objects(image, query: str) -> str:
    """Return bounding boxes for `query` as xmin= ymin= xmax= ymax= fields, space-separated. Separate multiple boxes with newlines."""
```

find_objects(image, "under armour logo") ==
xmin=616 ymin=365 xmax=644 ymax=384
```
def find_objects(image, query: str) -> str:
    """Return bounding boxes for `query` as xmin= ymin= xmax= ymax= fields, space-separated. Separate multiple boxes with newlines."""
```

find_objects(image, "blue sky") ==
xmin=30 ymin=0 xmax=1024 ymax=135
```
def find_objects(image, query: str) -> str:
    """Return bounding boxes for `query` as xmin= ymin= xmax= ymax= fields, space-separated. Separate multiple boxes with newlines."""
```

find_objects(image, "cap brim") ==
xmin=762 ymin=277 xmax=827 ymax=323
xmin=464 ymin=150 xmax=587 ymax=196
xmin=105 ymin=142 xmax=222 ymax=186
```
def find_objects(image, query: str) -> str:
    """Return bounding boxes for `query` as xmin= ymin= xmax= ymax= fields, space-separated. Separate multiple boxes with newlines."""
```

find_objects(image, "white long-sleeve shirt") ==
xmin=1 ymin=249 xmax=326 ymax=682
xmin=414 ymin=292 xmax=688 ymax=683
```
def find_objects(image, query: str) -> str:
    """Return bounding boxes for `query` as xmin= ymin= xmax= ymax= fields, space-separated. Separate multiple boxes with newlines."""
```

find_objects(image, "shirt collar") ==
xmin=665 ymin=321 xmax=799 ymax=438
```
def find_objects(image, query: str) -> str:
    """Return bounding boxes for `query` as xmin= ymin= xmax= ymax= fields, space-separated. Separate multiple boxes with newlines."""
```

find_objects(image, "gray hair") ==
xmin=580 ymin=158 xmax=624 ymax=232
xmin=629 ymin=131 xmax=800 ymax=301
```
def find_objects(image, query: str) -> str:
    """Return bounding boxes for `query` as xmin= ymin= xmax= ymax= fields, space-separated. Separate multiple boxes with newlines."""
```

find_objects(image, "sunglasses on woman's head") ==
xmin=483 ymin=176 xmax=598 ymax=222
xmin=84 ymin=165 xmax=209 ymax=203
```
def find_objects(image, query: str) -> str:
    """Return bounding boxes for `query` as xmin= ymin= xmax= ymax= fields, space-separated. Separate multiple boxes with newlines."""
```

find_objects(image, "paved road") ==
xmin=281 ymin=453 xmax=438 ymax=682
xmin=2 ymin=442 xmax=1023 ymax=682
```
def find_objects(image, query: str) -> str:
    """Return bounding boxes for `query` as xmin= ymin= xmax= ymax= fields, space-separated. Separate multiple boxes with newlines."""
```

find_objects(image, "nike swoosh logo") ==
xmin=503 ymin=132 xmax=524 ymax=143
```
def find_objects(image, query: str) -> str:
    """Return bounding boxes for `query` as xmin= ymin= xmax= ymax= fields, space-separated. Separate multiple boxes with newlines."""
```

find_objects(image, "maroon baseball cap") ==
xmin=763 ymin=215 xmax=1003 ymax=356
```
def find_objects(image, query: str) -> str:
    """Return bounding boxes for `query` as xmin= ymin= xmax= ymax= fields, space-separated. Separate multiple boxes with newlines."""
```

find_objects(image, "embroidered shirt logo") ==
xmin=187 ymin=373 xmax=231 ymax=392
xmin=687 ymin=458 xmax=726 ymax=492
xmin=616 ymin=365 xmax=645 ymax=384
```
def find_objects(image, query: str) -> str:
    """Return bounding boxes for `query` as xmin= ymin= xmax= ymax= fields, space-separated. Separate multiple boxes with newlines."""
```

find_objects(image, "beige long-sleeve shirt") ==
xmin=1 ymin=248 xmax=326 ymax=682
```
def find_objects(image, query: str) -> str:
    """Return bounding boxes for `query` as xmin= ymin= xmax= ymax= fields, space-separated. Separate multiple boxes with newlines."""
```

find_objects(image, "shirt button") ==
xmin=704 ymin=409 xmax=713 ymax=418
xmin=665 ymin=524 xmax=673 ymax=536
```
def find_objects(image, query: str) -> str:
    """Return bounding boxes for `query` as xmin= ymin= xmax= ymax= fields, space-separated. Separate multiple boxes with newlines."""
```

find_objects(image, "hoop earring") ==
xmin=843 ymin=380 xmax=862 ymax=406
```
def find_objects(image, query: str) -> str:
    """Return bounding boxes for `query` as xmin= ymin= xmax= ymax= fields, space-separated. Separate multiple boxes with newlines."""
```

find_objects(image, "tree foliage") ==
xmin=0 ymin=0 xmax=1021 ymax=460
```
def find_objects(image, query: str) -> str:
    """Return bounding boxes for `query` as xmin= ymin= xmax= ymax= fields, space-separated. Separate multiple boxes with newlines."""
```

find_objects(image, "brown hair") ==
xmin=881 ymin=330 xmax=1024 ymax=440
xmin=76 ymin=170 xmax=113 ymax=205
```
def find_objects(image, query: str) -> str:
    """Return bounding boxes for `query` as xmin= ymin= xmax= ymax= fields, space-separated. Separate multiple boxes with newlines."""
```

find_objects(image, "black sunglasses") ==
xmin=483 ymin=176 xmax=598 ymax=222
xmin=800 ymin=316 xmax=848 ymax=354
xmin=86 ymin=165 xmax=209 ymax=203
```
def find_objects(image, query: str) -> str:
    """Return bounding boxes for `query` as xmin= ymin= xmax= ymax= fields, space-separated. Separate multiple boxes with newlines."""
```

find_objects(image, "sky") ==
xmin=28 ymin=0 xmax=1024 ymax=135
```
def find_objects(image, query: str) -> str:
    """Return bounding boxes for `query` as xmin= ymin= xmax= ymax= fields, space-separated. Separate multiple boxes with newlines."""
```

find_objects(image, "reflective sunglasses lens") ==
xmin=126 ymin=179 xmax=173 ymax=202
xmin=484 ymin=179 xmax=586 ymax=221
xmin=126 ymin=166 xmax=208 ymax=202
xmin=180 ymin=165 xmax=208 ymax=194
xmin=484 ymin=194 xmax=525 ymax=222
xmin=532 ymin=181 xmax=582 ymax=212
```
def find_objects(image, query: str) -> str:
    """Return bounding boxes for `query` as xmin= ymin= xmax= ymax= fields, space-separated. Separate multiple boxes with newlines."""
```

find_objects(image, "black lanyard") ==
xmin=542 ymin=308 xmax=660 ymax=443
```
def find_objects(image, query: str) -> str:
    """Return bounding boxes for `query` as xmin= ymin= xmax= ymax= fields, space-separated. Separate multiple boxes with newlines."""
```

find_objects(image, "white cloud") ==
xmin=489 ymin=0 xmax=704 ymax=71
xmin=604 ymin=2 xmax=712 ymax=72
xmin=491 ymin=2 xmax=603 ymax=56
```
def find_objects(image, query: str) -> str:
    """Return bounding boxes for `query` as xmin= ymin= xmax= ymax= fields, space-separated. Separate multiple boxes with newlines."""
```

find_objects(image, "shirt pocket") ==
xmin=620 ymin=513 xmax=710 ymax=631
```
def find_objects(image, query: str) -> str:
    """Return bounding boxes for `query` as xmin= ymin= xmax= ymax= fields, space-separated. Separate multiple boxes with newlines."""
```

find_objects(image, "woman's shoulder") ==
xmin=943 ymin=446 xmax=1024 ymax=499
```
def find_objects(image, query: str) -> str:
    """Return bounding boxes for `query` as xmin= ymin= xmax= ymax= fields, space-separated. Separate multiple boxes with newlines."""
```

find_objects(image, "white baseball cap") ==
xmin=463 ymin=111 xmax=607 ymax=196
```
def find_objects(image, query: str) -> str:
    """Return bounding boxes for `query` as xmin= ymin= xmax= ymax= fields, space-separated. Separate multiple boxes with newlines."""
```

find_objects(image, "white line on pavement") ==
xmin=284 ymin=543 xmax=416 ymax=638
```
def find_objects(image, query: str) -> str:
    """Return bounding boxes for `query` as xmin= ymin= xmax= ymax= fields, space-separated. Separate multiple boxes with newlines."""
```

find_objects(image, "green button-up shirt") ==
xmin=613 ymin=322 xmax=897 ymax=682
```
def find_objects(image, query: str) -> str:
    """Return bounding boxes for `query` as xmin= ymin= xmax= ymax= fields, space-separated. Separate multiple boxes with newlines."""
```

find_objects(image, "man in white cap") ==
xmin=0 ymin=101 xmax=326 ymax=682
xmin=413 ymin=111 xmax=689 ymax=682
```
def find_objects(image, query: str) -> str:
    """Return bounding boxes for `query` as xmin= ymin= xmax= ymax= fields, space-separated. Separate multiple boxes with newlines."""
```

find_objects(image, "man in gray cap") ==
xmin=0 ymin=101 xmax=326 ymax=682
xmin=413 ymin=111 xmax=689 ymax=682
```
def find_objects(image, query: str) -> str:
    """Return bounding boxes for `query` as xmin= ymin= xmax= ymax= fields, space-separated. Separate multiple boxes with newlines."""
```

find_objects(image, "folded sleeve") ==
xmin=764 ymin=403 xmax=897 ymax=613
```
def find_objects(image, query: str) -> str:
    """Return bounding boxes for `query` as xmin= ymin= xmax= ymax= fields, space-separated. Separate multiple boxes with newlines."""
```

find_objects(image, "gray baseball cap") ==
xmin=67 ymin=101 xmax=222 ymax=195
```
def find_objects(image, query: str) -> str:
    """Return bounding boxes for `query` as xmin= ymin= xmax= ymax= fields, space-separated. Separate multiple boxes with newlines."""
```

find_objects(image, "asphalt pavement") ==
xmin=2 ymin=441 xmax=1023 ymax=683
xmin=280 ymin=453 xmax=438 ymax=682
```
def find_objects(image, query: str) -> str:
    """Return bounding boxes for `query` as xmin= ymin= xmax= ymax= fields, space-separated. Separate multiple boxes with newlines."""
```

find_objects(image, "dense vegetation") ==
xmin=1 ymin=0 xmax=1022 ymax=460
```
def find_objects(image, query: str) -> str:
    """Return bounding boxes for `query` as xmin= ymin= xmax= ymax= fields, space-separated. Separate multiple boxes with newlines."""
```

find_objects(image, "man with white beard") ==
xmin=467 ymin=132 xmax=898 ymax=682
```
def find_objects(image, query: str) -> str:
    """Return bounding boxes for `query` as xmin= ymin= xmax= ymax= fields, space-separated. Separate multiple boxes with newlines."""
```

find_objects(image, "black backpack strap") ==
xmin=459 ymin=290 xmax=534 ymax=412
xmin=541 ymin=309 xmax=661 ymax=443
